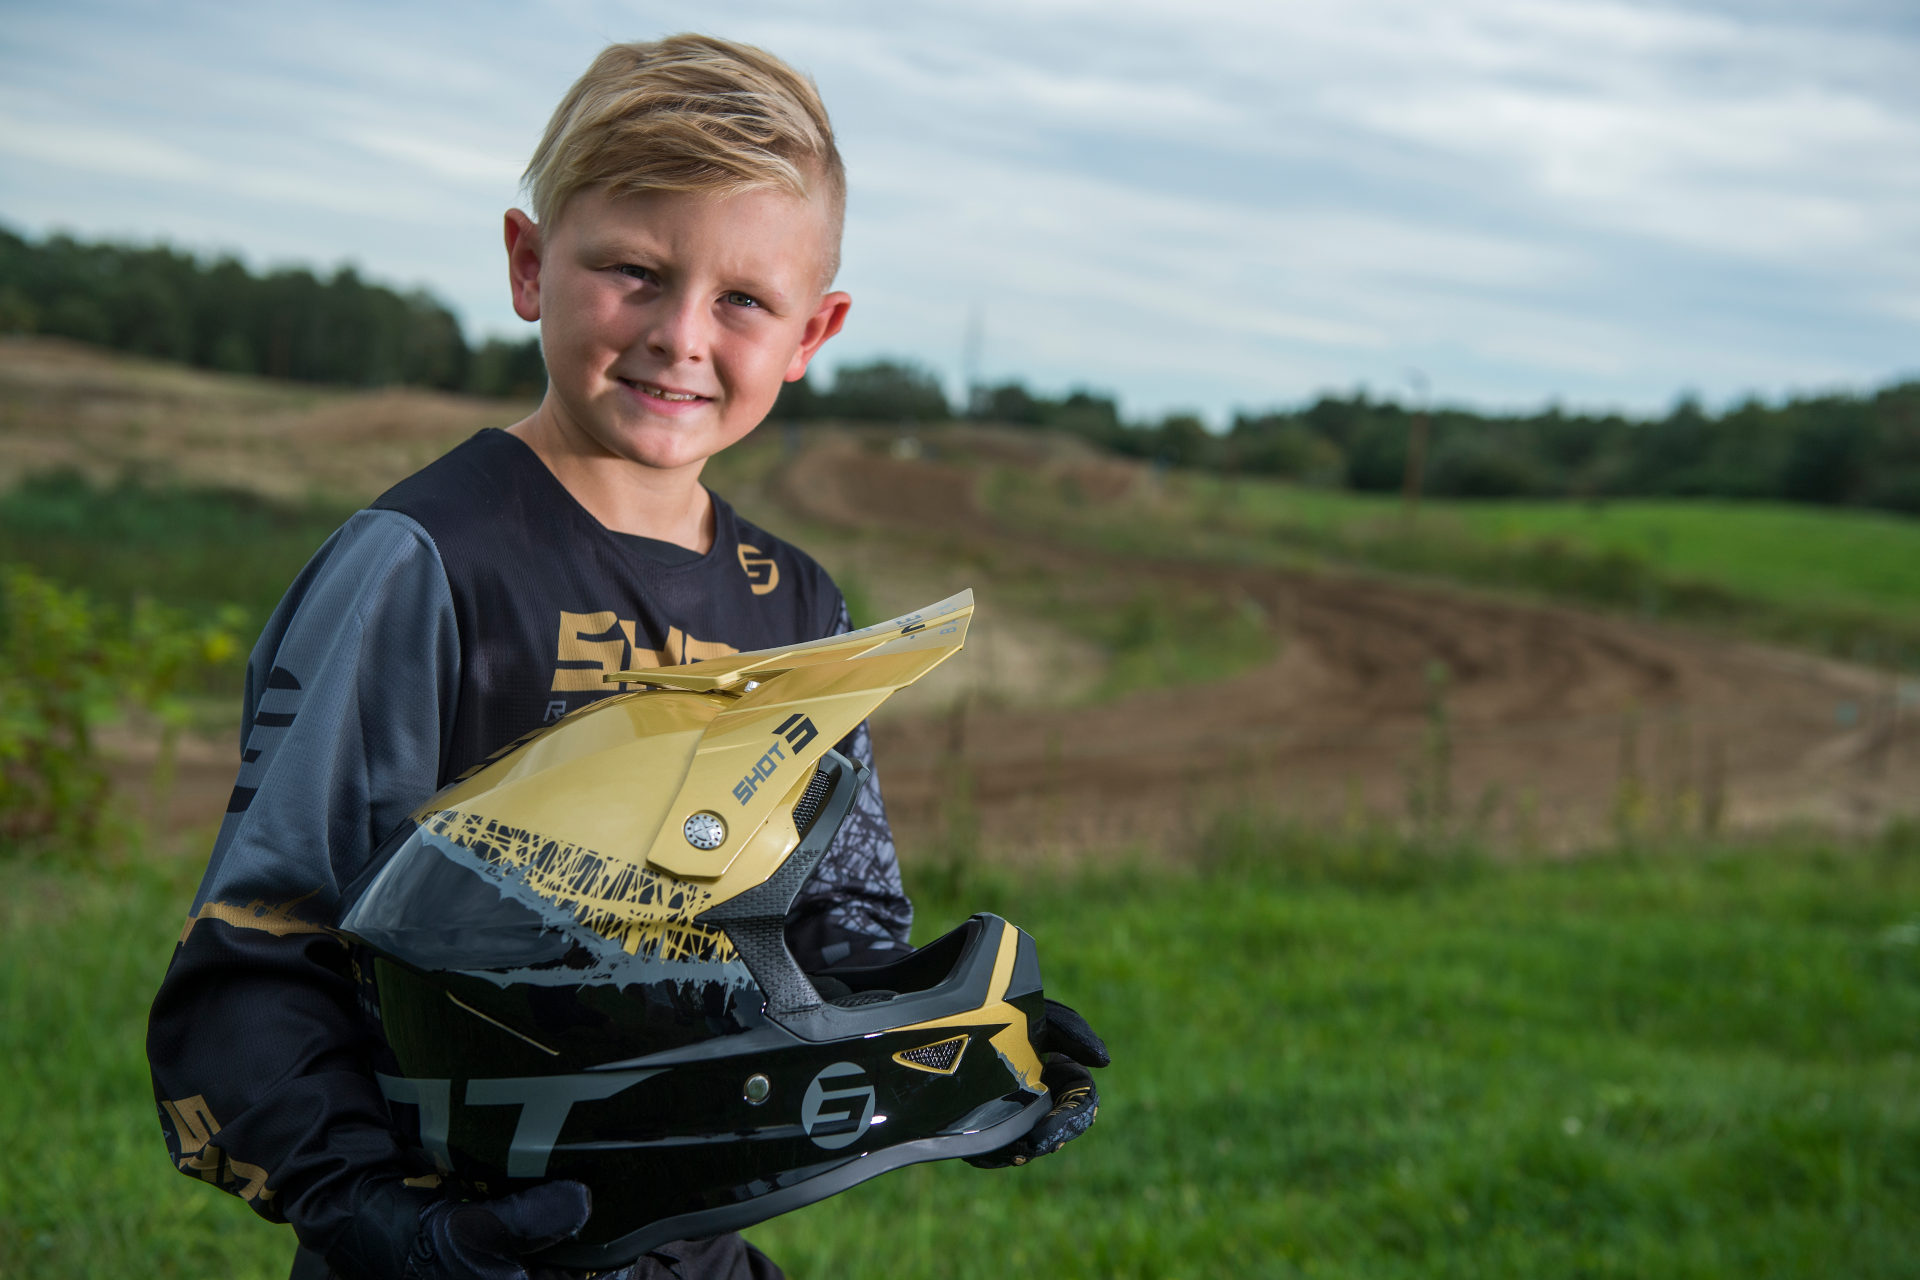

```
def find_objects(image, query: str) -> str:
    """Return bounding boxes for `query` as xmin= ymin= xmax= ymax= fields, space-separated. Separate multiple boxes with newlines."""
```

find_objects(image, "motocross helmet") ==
xmin=335 ymin=591 xmax=1051 ymax=1268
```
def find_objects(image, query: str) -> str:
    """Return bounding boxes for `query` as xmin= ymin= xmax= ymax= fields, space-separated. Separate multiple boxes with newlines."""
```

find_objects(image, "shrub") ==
xmin=0 ymin=566 xmax=243 ymax=856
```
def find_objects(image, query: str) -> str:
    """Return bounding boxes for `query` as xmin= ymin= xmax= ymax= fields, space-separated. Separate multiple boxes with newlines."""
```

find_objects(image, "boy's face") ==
xmin=506 ymin=184 xmax=848 ymax=477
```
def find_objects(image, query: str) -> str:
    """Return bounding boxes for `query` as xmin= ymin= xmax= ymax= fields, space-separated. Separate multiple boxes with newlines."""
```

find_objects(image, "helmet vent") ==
xmin=831 ymin=989 xmax=896 ymax=1008
xmin=893 ymin=1034 xmax=970 ymax=1075
xmin=790 ymin=767 xmax=835 ymax=837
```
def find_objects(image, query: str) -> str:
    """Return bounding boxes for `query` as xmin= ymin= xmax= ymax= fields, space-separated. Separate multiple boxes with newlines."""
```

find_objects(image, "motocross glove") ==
xmin=323 ymin=1177 xmax=595 ymax=1280
xmin=967 ymin=998 xmax=1109 ymax=1168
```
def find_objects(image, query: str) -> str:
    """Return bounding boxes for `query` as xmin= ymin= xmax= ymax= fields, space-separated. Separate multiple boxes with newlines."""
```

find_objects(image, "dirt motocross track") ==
xmin=10 ymin=338 xmax=1907 ymax=855
xmin=776 ymin=433 xmax=1920 ymax=854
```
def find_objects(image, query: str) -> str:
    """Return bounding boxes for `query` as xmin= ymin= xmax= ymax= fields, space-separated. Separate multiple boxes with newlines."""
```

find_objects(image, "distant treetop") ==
xmin=0 ymin=225 xmax=545 ymax=399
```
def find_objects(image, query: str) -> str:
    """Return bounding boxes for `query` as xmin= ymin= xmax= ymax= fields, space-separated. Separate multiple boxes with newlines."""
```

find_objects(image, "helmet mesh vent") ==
xmin=832 ymin=989 xmax=896 ymax=1008
xmin=790 ymin=767 xmax=835 ymax=837
xmin=893 ymin=1033 xmax=969 ymax=1075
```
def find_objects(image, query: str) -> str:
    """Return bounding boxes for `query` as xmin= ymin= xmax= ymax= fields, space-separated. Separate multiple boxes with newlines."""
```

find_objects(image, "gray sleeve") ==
xmin=190 ymin=506 xmax=461 ymax=921
xmin=784 ymin=596 xmax=915 ymax=969
xmin=148 ymin=508 xmax=462 ymax=1245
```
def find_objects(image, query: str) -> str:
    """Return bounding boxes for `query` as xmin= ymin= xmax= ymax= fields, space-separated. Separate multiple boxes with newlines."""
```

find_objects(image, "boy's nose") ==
xmin=642 ymin=290 xmax=708 ymax=364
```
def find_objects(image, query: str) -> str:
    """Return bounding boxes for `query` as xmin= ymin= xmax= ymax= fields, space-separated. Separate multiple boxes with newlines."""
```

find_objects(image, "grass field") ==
xmin=6 ymin=823 xmax=1917 ymax=1279
xmin=0 ymin=469 xmax=354 ymax=623
xmin=6 ymin=419 xmax=1920 ymax=1276
xmin=986 ymin=466 xmax=1920 ymax=669
xmin=1259 ymin=488 xmax=1920 ymax=623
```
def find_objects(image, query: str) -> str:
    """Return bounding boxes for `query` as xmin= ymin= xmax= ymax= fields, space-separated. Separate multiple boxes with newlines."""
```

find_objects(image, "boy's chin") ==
xmin=601 ymin=420 xmax=748 ymax=475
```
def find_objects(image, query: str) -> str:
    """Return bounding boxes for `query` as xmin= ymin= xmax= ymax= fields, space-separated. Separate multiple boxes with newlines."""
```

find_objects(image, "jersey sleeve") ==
xmin=145 ymin=509 xmax=460 ymax=1254
xmin=785 ymin=595 xmax=916 ymax=971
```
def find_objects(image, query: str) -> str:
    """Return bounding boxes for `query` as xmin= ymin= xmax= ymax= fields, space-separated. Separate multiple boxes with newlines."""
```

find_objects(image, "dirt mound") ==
xmin=779 ymin=432 xmax=1919 ymax=853
xmin=0 ymin=337 xmax=528 ymax=503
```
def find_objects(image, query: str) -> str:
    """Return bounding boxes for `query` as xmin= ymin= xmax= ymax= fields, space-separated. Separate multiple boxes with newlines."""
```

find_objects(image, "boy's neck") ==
xmin=507 ymin=412 xmax=716 ymax=553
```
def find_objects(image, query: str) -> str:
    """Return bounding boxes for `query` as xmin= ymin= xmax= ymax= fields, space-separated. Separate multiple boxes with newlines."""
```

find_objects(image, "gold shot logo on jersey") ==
xmin=549 ymin=546 xmax=782 ymax=691
xmin=551 ymin=612 xmax=738 ymax=692
xmin=737 ymin=542 xmax=779 ymax=595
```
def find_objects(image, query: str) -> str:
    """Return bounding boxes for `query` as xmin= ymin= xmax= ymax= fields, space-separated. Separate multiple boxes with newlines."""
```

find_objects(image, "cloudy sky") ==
xmin=2 ymin=0 xmax=1915 ymax=421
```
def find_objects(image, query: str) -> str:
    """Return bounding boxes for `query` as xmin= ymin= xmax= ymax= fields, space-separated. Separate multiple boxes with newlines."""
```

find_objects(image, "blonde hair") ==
xmin=524 ymin=34 xmax=846 ymax=284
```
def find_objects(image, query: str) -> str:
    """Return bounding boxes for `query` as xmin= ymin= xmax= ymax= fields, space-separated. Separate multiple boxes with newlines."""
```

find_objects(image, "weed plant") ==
xmin=6 ymin=821 xmax=1917 ymax=1278
xmin=0 ymin=566 xmax=244 ymax=854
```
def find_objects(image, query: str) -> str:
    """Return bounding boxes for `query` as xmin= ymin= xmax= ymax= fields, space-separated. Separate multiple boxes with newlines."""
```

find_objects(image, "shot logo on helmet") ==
xmin=732 ymin=715 xmax=819 ymax=805
xmin=801 ymin=1062 xmax=875 ymax=1150
xmin=775 ymin=713 xmax=818 ymax=753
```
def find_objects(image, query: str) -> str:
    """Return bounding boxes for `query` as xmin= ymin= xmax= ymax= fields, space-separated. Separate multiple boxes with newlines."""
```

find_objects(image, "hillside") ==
xmin=2 ymin=337 xmax=1915 ymax=851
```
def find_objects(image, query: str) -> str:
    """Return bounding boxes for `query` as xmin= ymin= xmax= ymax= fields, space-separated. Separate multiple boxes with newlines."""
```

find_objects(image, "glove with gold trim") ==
xmin=966 ymin=999 xmax=1109 ymax=1169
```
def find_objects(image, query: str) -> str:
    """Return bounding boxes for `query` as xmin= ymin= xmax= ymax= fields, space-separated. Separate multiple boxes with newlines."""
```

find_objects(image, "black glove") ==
xmin=323 ymin=1178 xmax=595 ymax=1280
xmin=967 ymin=998 xmax=1110 ymax=1169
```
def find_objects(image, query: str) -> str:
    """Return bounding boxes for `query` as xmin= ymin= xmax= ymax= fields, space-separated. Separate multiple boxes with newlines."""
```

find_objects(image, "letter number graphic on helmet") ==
xmin=775 ymin=714 xmax=817 ymax=752
xmin=801 ymin=1062 xmax=876 ymax=1150
xmin=733 ymin=715 xmax=820 ymax=806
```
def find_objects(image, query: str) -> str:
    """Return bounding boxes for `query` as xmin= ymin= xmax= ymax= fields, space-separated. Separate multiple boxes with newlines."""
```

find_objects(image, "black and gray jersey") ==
xmin=147 ymin=429 xmax=908 ymax=1256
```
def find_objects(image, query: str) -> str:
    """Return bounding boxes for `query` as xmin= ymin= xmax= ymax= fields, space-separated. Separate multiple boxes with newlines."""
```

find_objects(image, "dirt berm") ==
xmin=776 ymin=431 xmax=1919 ymax=855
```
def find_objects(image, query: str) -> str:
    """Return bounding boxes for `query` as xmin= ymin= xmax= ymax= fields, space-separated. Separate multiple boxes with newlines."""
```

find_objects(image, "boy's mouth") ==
xmin=619 ymin=377 xmax=711 ymax=405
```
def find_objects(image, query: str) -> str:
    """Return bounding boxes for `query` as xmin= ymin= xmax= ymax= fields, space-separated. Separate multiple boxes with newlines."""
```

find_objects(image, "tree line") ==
xmin=5 ymin=227 xmax=1916 ymax=514
xmin=1224 ymin=387 xmax=1920 ymax=513
xmin=0 ymin=226 xmax=546 ymax=399
xmin=778 ymin=364 xmax=1920 ymax=516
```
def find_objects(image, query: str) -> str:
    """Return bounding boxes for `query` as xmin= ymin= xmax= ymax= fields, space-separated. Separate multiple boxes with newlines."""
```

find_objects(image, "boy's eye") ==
xmin=724 ymin=291 xmax=762 ymax=309
xmin=617 ymin=265 xmax=656 ymax=283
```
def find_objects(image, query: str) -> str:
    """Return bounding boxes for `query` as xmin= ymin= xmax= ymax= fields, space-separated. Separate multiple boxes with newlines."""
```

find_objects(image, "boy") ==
xmin=146 ymin=34 xmax=1103 ymax=1280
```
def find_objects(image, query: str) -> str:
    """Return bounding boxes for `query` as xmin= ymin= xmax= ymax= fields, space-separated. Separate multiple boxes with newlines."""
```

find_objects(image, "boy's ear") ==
xmin=785 ymin=291 xmax=851 ymax=382
xmin=504 ymin=209 xmax=543 ymax=323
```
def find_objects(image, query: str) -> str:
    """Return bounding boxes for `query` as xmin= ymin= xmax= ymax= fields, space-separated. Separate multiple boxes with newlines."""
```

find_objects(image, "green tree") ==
xmin=824 ymin=359 xmax=950 ymax=421
xmin=468 ymin=336 xmax=547 ymax=399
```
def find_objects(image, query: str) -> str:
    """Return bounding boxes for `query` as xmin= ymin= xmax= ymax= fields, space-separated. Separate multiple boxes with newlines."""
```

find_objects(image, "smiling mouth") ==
xmin=620 ymin=378 xmax=710 ymax=404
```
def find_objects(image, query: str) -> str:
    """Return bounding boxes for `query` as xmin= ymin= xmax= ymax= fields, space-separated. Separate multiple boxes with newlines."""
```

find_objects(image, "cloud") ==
xmin=337 ymin=128 xmax=525 ymax=188
xmin=1 ymin=0 xmax=1915 ymax=419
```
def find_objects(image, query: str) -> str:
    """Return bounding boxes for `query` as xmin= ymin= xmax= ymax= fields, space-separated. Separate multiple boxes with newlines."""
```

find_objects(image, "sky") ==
xmin=1 ymin=0 xmax=1916 ymax=423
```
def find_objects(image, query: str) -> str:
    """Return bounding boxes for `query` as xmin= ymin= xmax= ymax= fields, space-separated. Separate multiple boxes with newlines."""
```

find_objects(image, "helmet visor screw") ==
xmin=684 ymin=812 xmax=727 ymax=850
xmin=744 ymin=1074 xmax=772 ymax=1105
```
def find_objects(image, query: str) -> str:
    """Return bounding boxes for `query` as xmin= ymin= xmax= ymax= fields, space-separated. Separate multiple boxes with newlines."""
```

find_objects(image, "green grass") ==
xmin=1275 ymin=489 xmax=1920 ymax=625
xmin=987 ymin=469 xmax=1920 ymax=670
xmin=8 ymin=823 xmax=1919 ymax=1278
xmin=0 ymin=469 xmax=352 ymax=624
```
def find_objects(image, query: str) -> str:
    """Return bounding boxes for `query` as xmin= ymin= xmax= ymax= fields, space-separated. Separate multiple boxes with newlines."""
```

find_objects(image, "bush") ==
xmin=0 ymin=566 xmax=243 ymax=856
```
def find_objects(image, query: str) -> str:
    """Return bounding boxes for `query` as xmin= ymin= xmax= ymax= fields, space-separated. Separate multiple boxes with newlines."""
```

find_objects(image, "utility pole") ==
xmin=1402 ymin=368 xmax=1430 ymax=520
xmin=961 ymin=306 xmax=984 ymax=419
